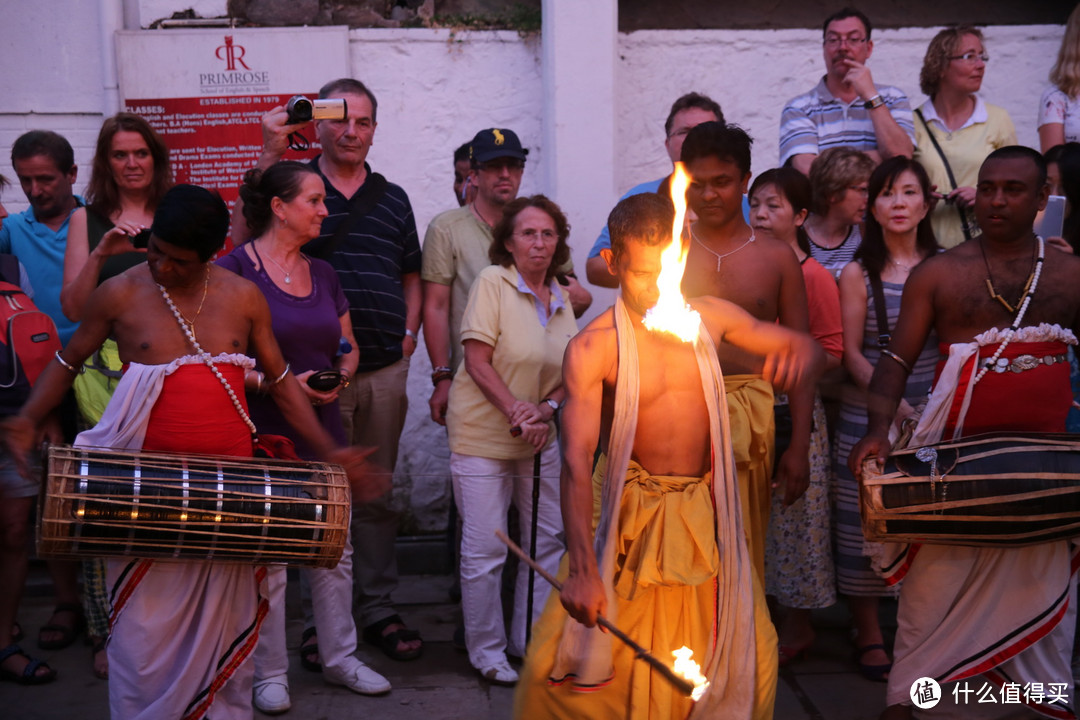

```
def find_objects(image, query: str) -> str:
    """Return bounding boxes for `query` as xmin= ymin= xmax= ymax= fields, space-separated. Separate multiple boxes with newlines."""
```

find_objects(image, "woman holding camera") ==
xmin=61 ymin=112 xmax=173 ymax=681
xmin=217 ymin=161 xmax=385 ymax=714
xmin=64 ymin=113 xmax=170 ymax=322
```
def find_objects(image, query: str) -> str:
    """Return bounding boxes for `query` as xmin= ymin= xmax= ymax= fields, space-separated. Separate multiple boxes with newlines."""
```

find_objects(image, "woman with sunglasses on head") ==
xmin=833 ymin=156 xmax=941 ymax=683
xmin=914 ymin=26 xmax=1016 ymax=249
xmin=217 ymin=161 xmax=386 ymax=714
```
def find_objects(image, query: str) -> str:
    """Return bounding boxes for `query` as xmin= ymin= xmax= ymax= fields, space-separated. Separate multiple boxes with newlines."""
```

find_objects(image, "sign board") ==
xmin=116 ymin=27 xmax=349 ymax=209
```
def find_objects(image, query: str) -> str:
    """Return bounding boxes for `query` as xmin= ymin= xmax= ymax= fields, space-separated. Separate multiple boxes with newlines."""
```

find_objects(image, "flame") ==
xmin=672 ymin=646 xmax=710 ymax=701
xmin=642 ymin=163 xmax=700 ymax=342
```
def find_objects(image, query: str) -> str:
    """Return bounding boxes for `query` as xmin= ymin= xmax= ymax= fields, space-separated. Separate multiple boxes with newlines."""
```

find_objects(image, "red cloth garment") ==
xmin=142 ymin=364 xmax=253 ymax=457
xmin=935 ymin=340 xmax=1072 ymax=436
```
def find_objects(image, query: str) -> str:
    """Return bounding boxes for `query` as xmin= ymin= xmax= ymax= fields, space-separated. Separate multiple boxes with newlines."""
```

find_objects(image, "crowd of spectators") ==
xmin=0 ymin=5 xmax=1078 ymax=720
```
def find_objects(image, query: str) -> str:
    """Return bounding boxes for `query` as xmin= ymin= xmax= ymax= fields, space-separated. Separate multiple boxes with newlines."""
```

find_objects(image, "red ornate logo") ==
xmin=215 ymin=36 xmax=250 ymax=71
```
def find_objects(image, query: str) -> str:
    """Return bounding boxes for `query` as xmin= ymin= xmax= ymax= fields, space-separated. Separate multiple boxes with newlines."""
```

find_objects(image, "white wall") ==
xmin=0 ymin=12 xmax=1066 ymax=532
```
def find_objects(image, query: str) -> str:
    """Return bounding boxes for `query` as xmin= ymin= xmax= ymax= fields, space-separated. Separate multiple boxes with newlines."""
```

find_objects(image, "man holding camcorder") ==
xmin=249 ymin=77 xmax=425 ymax=687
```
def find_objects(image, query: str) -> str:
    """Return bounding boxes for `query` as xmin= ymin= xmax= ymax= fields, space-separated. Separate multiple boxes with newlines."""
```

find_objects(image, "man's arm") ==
xmin=422 ymin=280 xmax=453 ymax=424
xmin=585 ymin=225 xmax=619 ymax=288
xmin=563 ymin=273 xmax=593 ymax=317
xmin=3 ymin=282 xmax=118 ymax=469
xmin=558 ymin=329 xmax=609 ymax=627
xmin=844 ymin=65 xmax=913 ymax=160
xmin=231 ymin=106 xmax=313 ymax=245
xmin=585 ymin=256 xmax=618 ymax=288
xmin=779 ymin=98 xmax=820 ymax=174
xmin=402 ymin=271 xmax=421 ymax=358
xmin=698 ymin=296 xmax=825 ymax=395
xmin=774 ymin=251 xmax=813 ymax=505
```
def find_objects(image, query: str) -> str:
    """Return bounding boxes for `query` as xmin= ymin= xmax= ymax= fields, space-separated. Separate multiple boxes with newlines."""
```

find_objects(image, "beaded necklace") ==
xmin=972 ymin=236 xmax=1045 ymax=386
xmin=157 ymin=271 xmax=258 ymax=435
xmin=980 ymin=236 xmax=1038 ymax=313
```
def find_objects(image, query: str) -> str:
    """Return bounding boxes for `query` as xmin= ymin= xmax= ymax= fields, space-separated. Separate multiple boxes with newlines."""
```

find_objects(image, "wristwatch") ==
xmin=544 ymin=398 xmax=560 ymax=413
xmin=863 ymin=94 xmax=885 ymax=110
xmin=404 ymin=329 xmax=418 ymax=341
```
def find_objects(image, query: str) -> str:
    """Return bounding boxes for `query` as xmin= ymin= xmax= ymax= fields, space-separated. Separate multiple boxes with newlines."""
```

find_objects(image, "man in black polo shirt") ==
xmin=255 ymin=77 xmax=423 ymax=664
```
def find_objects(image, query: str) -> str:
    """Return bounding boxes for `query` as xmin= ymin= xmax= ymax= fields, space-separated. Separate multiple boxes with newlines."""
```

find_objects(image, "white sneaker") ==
xmin=478 ymin=659 xmax=518 ymax=686
xmin=324 ymin=657 xmax=392 ymax=696
xmin=253 ymin=679 xmax=291 ymax=715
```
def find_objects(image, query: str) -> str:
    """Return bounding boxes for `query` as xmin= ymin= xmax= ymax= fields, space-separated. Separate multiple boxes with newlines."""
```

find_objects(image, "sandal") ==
xmin=0 ymin=643 xmax=57 ymax=685
xmin=362 ymin=614 xmax=423 ymax=661
xmin=299 ymin=626 xmax=321 ymax=673
xmin=854 ymin=642 xmax=892 ymax=683
xmin=90 ymin=635 xmax=109 ymax=680
xmin=38 ymin=602 xmax=85 ymax=650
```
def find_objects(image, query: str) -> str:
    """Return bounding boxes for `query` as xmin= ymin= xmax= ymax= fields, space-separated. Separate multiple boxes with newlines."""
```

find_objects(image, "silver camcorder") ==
xmin=285 ymin=96 xmax=348 ymax=124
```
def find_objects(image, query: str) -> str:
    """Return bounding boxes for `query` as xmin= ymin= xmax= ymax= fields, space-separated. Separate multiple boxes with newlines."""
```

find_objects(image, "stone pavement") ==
xmin=0 ymin=561 xmax=914 ymax=720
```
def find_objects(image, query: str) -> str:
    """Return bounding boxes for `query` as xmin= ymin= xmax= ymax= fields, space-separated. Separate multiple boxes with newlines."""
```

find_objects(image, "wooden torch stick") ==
xmin=495 ymin=529 xmax=696 ymax=697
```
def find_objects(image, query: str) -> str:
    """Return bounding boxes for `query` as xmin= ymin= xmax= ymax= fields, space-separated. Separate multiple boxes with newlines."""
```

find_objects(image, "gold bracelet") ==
xmin=54 ymin=351 xmax=81 ymax=374
xmin=881 ymin=349 xmax=912 ymax=374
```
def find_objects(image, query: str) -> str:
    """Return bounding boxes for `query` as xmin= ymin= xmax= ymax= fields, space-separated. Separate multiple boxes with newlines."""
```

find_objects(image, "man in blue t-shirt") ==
xmin=0 ymin=131 xmax=81 ymax=345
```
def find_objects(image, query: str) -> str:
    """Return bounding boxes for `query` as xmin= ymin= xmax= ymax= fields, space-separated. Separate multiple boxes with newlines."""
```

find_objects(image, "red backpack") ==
xmin=0 ymin=256 xmax=62 ymax=413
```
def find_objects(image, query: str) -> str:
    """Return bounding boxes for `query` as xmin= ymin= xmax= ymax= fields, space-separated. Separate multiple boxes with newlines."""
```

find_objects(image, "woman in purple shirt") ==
xmin=218 ymin=161 xmax=388 ymax=713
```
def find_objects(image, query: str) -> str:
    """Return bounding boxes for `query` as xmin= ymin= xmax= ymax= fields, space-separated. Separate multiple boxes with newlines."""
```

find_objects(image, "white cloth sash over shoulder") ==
xmin=549 ymin=297 xmax=759 ymax=718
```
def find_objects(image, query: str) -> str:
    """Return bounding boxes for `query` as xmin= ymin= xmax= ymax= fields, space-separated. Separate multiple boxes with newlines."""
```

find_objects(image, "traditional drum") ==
xmin=860 ymin=432 xmax=1080 ymax=547
xmin=38 ymin=445 xmax=351 ymax=568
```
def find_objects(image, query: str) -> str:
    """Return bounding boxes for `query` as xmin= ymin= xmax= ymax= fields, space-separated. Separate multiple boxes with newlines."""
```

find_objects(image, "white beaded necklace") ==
xmin=157 ymin=272 xmax=258 ymax=435
xmin=972 ymin=236 xmax=1045 ymax=386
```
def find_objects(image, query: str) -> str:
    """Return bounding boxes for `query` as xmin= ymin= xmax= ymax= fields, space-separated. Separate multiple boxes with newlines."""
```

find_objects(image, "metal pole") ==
xmin=526 ymin=452 xmax=541 ymax=646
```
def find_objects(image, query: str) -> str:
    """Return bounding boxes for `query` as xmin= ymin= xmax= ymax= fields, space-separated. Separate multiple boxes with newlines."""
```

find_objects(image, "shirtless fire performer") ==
xmin=3 ymin=184 xmax=384 ymax=720
xmin=512 ymin=192 xmax=822 ymax=719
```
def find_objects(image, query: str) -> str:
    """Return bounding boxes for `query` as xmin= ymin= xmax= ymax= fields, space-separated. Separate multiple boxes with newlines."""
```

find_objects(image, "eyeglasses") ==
xmin=849 ymin=185 xmax=869 ymax=196
xmin=478 ymin=159 xmax=525 ymax=173
xmin=823 ymin=34 xmax=868 ymax=49
xmin=947 ymin=51 xmax=989 ymax=64
xmin=514 ymin=229 xmax=558 ymax=241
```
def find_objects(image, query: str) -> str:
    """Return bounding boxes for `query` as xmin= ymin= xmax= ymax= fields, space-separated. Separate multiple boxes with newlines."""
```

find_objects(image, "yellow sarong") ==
xmin=724 ymin=375 xmax=774 ymax=587
xmin=512 ymin=457 xmax=777 ymax=720
xmin=512 ymin=298 xmax=776 ymax=720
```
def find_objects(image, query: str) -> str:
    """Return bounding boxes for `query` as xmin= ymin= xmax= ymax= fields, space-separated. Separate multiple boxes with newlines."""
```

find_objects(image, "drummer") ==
xmin=2 ymin=184 xmax=386 ymax=720
xmin=851 ymin=147 xmax=1080 ymax=720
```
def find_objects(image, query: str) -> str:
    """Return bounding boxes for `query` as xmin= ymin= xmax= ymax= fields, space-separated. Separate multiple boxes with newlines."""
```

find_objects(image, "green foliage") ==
xmin=432 ymin=3 xmax=541 ymax=34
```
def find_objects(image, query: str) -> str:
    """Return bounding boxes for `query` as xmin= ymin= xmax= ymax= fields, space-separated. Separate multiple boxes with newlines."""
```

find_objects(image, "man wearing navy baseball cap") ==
xmin=422 ymin=128 xmax=589 ymax=425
